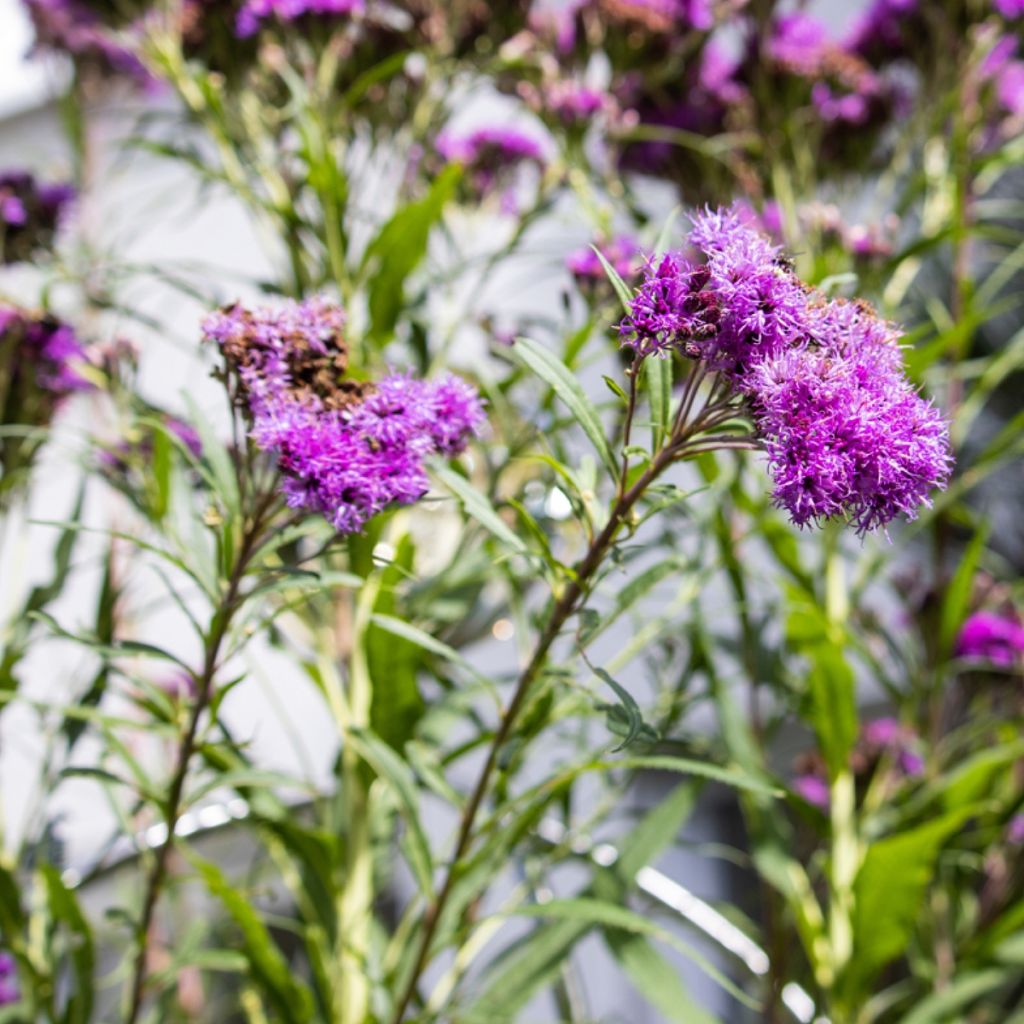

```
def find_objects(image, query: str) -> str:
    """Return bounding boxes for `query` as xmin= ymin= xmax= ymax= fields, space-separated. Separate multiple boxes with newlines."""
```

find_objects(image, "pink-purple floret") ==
xmin=567 ymin=235 xmax=641 ymax=280
xmin=22 ymin=0 xmax=151 ymax=80
xmin=955 ymin=611 xmax=1024 ymax=667
xmin=0 ymin=953 xmax=17 ymax=1006
xmin=0 ymin=170 xmax=75 ymax=263
xmin=618 ymin=205 xmax=952 ymax=533
xmin=235 ymin=0 xmax=365 ymax=38
xmin=202 ymin=298 xmax=484 ymax=535
xmin=1 ymin=306 xmax=93 ymax=397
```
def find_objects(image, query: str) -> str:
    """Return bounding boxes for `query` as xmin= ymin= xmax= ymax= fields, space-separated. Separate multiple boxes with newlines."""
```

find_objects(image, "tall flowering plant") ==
xmin=0 ymin=1 xmax=1022 ymax=1023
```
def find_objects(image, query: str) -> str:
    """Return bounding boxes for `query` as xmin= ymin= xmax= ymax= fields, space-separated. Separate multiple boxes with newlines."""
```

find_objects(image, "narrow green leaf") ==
xmin=347 ymin=727 xmax=434 ymax=896
xmin=590 ymin=246 xmax=635 ymax=315
xmin=645 ymin=355 xmax=672 ymax=452
xmin=511 ymin=336 xmax=618 ymax=479
xmin=939 ymin=524 xmax=988 ymax=660
xmin=40 ymin=865 xmax=94 ymax=1024
xmin=367 ymin=536 xmax=424 ymax=752
xmin=612 ymin=755 xmax=781 ymax=798
xmin=847 ymin=809 xmax=974 ymax=998
xmin=192 ymin=856 xmax=315 ymax=1023
xmin=432 ymin=464 xmax=529 ymax=556
xmin=362 ymin=165 xmax=460 ymax=344
xmin=604 ymin=930 xmax=721 ymax=1024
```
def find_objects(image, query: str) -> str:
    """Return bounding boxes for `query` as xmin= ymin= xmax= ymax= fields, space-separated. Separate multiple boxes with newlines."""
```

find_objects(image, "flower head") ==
xmin=204 ymin=298 xmax=485 ymax=534
xmin=437 ymin=127 xmax=547 ymax=208
xmin=956 ymin=611 xmax=1024 ymax=666
xmin=235 ymin=0 xmax=365 ymax=38
xmin=0 ymin=306 xmax=93 ymax=401
xmin=0 ymin=953 xmax=17 ymax=1007
xmin=567 ymin=235 xmax=642 ymax=284
xmin=793 ymin=773 xmax=830 ymax=809
xmin=23 ymin=0 xmax=151 ymax=81
xmin=616 ymin=204 xmax=952 ymax=532
xmin=0 ymin=171 xmax=74 ymax=264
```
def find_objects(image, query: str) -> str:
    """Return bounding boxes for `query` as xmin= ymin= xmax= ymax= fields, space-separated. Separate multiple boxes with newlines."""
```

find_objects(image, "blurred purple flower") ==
xmin=541 ymin=81 xmax=609 ymax=123
xmin=994 ymin=0 xmax=1024 ymax=16
xmin=567 ymin=235 xmax=641 ymax=283
xmin=235 ymin=0 xmax=365 ymax=38
xmin=793 ymin=774 xmax=830 ymax=809
xmin=0 ymin=952 xmax=17 ymax=1006
xmin=768 ymin=12 xmax=830 ymax=76
xmin=1 ymin=306 xmax=93 ymax=399
xmin=956 ymin=611 xmax=1024 ymax=666
xmin=437 ymin=127 xmax=547 ymax=207
xmin=846 ymin=0 xmax=918 ymax=66
xmin=0 ymin=170 xmax=74 ymax=264
xmin=862 ymin=717 xmax=925 ymax=777
xmin=1007 ymin=815 xmax=1024 ymax=844
xmin=22 ymin=0 xmax=151 ymax=81
xmin=862 ymin=716 xmax=903 ymax=747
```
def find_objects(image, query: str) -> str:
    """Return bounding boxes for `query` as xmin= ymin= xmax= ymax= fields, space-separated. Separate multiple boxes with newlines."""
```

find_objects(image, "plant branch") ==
xmin=124 ymin=486 xmax=278 ymax=1024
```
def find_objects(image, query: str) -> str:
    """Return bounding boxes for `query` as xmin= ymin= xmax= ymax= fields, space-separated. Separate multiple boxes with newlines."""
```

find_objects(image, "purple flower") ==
xmin=616 ymin=205 xmax=952 ymax=532
xmin=955 ymin=611 xmax=1024 ymax=666
xmin=767 ymin=13 xmax=830 ymax=76
xmin=994 ymin=0 xmax=1024 ymax=16
xmin=235 ymin=0 xmax=365 ymax=38
xmin=618 ymin=254 xmax=722 ymax=358
xmin=23 ymin=0 xmax=151 ymax=82
xmin=861 ymin=717 xmax=924 ymax=776
xmin=437 ymin=127 xmax=547 ymax=206
xmin=862 ymin=716 xmax=903 ymax=747
xmin=793 ymin=774 xmax=830 ymax=809
xmin=0 ymin=170 xmax=74 ymax=264
xmin=1007 ymin=815 xmax=1024 ymax=844
xmin=567 ymin=235 xmax=641 ymax=283
xmin=541 ymin=81 xmax=609 ymax=123
xmin=202 ymin=297 xmax=350 ymax=412
xmin=0 ymin=952 xmax=17 ymax=1006
xmin=748 ymin=336 xmax=952 ymax=532
xmin=205 ymin=298 xmax=485 ymax=534
xmin=846 ymin=0 xmax=919 ymax=66
xmin=1 ymin=306 xmax=93 ymax=400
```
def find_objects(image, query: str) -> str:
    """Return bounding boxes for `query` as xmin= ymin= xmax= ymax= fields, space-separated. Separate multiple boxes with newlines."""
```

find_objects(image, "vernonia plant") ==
xmin=1 ymin=2 xmax=1021 ymax=1023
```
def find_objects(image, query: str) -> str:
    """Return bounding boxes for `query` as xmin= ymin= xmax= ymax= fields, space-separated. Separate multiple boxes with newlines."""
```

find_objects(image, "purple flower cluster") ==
xmin=845 ymin=0 xmax=918 ymax=66
xmin=437 ymin=127 xmax=547 ymax=207
xmin=0 ymin=953 xmax=16 ymax=1006
xmin=982 ymin=36 xmax=1024 ymax=125
xmin=793 ymin=716 xmax=923 ymax=809
xmin=0 ymin=305 xmax=94 ymax=400
xmin=765 ymin=11 xmax=890 ymax=128
xmin=22 ymin=0 xmax=151 ymax=81
xmin=567 ymin=235 xmax=641 ymax=283
xmin=235 ymin=0 xmax=365 ymax=39
xmin=956 ymin=610 xmax=1024 ymax=667
xmin=0 ymin=171 xmax=74 ymax=264
xmin=537 ymin=80 xmax=609 ymax=124
xmin=618 ymin=205 xmax=952 ymax=532
xmin=203 ymin=298 xmax=484 ymax=534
